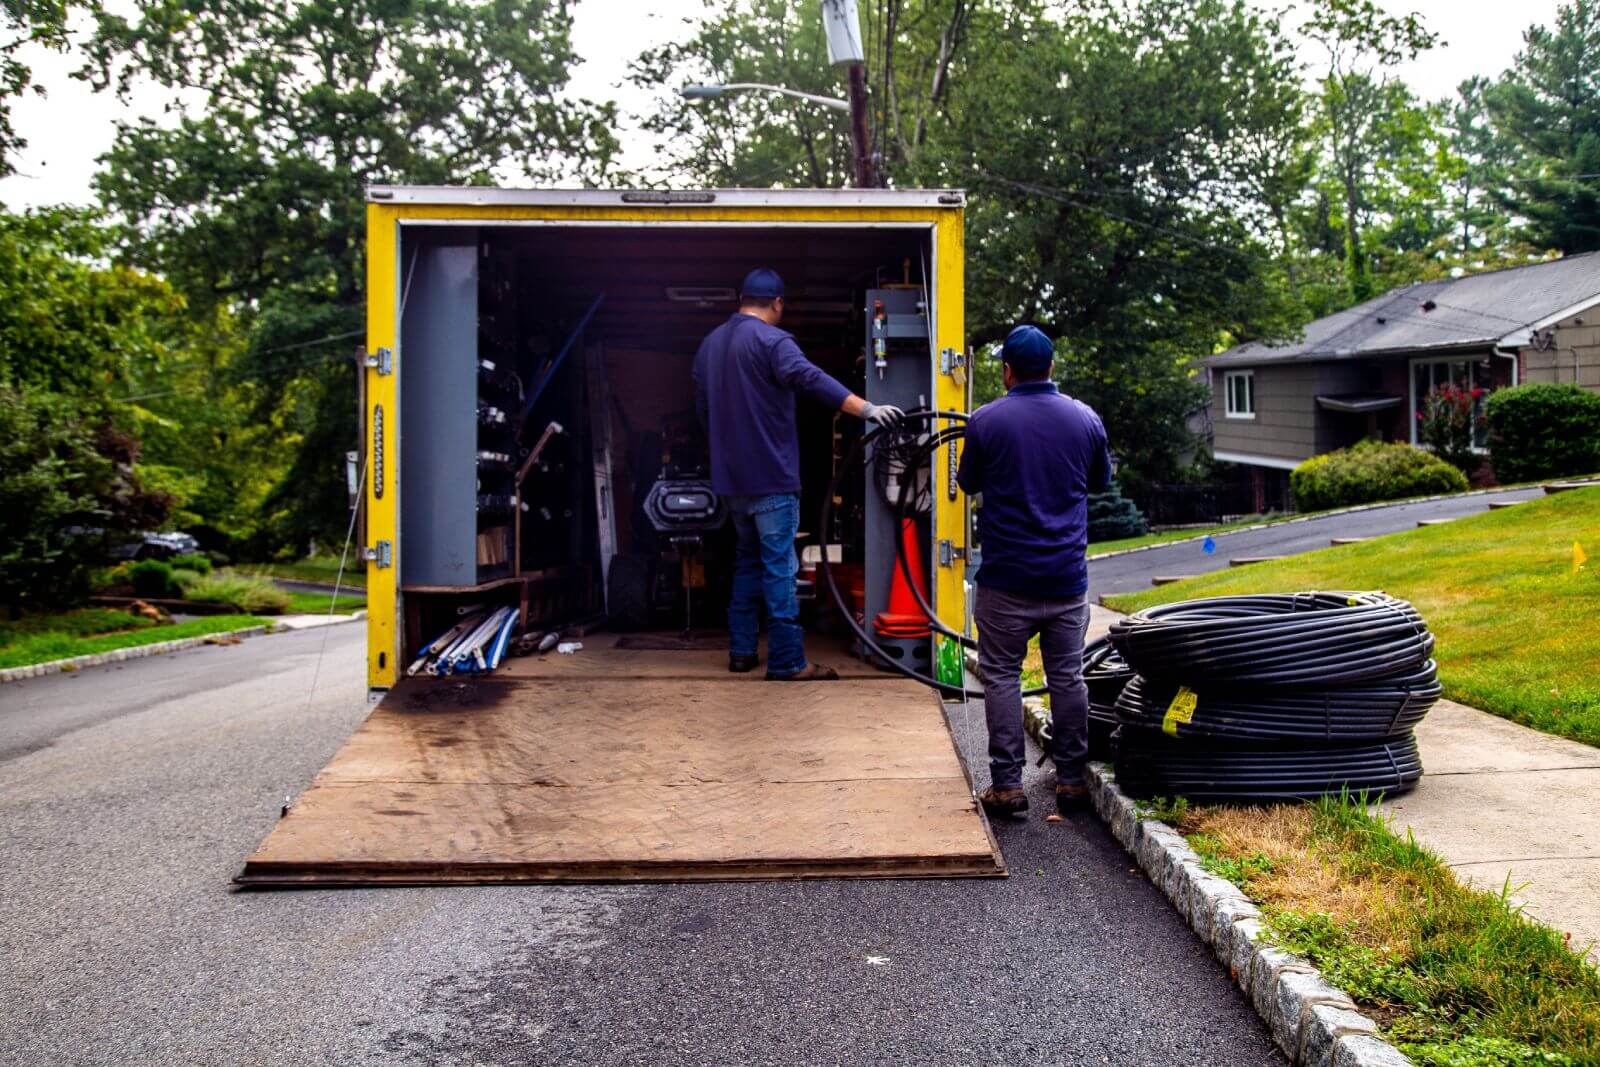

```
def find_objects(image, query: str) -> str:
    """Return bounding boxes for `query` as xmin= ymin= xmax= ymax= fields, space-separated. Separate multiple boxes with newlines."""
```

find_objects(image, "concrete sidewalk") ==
xmin=1085 ymin=604 xmax=1600 ymax=960
xmin=1382 ymin=700 xmax=1600 ymax=959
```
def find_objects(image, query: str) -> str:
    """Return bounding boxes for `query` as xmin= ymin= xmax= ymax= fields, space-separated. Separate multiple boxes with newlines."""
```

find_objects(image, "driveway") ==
xmin=1090 ymin=487 xmax=1546 ymax=597
xmin=0 ymin=625 xmax=1281 ymax=1065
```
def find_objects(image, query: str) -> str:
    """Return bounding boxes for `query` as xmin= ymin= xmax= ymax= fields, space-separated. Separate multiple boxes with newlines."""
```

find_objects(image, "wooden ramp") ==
xmin=237 ymin=635 xmax=1003 ymax=886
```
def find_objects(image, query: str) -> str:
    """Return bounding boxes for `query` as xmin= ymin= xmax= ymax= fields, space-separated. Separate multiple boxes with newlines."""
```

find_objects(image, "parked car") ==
xmin=110 ymin=531 xmax=202 ymax=561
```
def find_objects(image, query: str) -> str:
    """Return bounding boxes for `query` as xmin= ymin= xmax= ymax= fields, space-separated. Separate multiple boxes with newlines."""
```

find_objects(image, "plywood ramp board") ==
xmin=239 ymin=642 xmax=1002 ymax=886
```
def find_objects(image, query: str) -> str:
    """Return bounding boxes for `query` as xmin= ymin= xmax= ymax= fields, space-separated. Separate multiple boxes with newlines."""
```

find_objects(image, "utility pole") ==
xmin=823 ymin=0 xmax=877 ymax=188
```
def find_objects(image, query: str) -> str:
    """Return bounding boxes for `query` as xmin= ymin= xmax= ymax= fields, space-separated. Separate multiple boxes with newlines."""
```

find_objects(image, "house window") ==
xmin=1224 ymin=370 xmax=1255 ymax=419
xmin=1410 ymin=356 xmax=1493 ymax=449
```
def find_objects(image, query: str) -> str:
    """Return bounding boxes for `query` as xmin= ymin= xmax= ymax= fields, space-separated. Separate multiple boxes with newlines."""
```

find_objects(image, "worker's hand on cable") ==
xmin=861 ymin=402 xmax=905 ymax=428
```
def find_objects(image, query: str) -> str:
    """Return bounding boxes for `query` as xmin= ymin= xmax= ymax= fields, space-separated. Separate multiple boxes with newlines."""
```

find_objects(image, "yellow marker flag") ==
xmin=1576 ymin=541 xmax=1589 ymax=574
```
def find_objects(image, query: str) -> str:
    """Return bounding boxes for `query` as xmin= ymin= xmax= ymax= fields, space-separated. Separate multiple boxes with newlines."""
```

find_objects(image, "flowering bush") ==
xmin=1417 ymin=383 xmax=1483 ymax=475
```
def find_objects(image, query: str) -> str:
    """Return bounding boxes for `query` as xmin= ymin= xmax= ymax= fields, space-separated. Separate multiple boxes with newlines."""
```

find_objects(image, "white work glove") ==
xmin=861 ymin=402 xmax=905 ymax=428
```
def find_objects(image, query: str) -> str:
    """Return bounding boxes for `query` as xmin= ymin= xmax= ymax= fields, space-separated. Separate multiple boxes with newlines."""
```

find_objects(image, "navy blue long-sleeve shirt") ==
xmin=692 ymin=313 xmax=852 ymax=496
xmin=956 ymin=381 xmax=1112 ymax=599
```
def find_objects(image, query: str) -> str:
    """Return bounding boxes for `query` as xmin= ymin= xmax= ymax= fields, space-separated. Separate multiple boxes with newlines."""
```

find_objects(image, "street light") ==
xmin=679 ymin=82 xmax=850 ymax=114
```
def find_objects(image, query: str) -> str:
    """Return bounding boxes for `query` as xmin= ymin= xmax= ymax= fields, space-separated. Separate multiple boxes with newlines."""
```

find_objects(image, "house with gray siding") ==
xmin=1203 ymin=252 xmax=1600 ymax=505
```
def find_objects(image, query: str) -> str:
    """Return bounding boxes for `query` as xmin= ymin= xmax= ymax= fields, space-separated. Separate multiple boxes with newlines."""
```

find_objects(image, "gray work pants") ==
xmin=975 ymin=585 xmax=1090 ymax=791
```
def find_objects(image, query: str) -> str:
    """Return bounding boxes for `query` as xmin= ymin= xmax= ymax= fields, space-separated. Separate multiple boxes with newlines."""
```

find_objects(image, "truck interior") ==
xmin=396 ymin=223 xmax=941 ymax=671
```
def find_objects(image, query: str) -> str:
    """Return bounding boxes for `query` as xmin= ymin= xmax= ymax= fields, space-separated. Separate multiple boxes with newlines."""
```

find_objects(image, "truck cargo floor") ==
xmin=237 ymin=636 xmax=1004 ymax=886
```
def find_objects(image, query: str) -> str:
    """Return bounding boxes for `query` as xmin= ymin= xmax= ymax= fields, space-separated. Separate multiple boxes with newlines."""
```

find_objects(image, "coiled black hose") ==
xmin=1113 ymin=729 xmax=1423 ymax=802
xmin=1114 ymin=661 xmax=1440 ymax=743
xmin=1108 ymin=592 xmax=1434 ymax=687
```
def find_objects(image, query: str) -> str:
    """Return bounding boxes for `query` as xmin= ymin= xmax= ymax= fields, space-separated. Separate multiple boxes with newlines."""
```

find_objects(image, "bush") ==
xmin=1485 ymin=383 xmax=1600 ymax=483
xmin=1291 ymin=440 xmax=1469 ymax=512
xmin=127 ymin=559 xmax=181 ymax=598
xmin=185 ymin=573 xmax=291 ymax=614
xmin=169 ymin=553 xmax=212 ymax=575
xmin=1416 ymin=383 xmax=1483 ymax=475
xmin=1088 ymin=484 xmax=1149 ymax=541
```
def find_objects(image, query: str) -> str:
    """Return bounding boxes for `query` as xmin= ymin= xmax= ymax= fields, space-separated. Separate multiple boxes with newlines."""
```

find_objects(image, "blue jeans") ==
xmin=725 ymin=493 xmax=807 ymax=676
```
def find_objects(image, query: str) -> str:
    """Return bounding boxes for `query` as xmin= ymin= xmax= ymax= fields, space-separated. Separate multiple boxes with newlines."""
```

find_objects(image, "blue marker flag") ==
xmin=1203 ymin=536 xmax=1216 ymax=555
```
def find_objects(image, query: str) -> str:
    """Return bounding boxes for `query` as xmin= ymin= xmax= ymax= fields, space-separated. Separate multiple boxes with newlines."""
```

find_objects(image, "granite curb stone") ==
xmin=1086 ymin=762 xmax=1414 ymax=1066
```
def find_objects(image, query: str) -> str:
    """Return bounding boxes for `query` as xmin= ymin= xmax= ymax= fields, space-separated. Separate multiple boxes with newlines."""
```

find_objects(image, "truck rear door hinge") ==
xmin=363 ymin=347 xmax=393 ymax=375
xmin=361 ymin=540 xmax=392 ymax=568
xmin=937 ymin=540 xmax=967 ymax=567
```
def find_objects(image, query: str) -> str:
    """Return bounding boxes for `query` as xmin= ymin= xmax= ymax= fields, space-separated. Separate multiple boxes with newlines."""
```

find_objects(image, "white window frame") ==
xmin=1223 ymin=370 xmax=1255 ymax=419
xmin=1408 ymin=355 xmax=1492 ymax=452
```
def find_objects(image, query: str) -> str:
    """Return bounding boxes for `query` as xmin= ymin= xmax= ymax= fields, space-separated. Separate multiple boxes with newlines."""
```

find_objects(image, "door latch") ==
xmin=937 ymin=540 xmax=967 ymax=567
xmin=361 ymin=540 xmax=392 ymax=568
xmin=939 ymin=347 xmax=967 ymax=386
xmin=363 ymin=347 xmax=393 ymax=375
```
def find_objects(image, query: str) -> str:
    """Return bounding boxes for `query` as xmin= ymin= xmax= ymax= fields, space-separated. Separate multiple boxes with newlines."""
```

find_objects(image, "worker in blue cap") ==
xmin=693 ymin=267 xmax=903 ymax=681
xmin=957 ymin=324 xmax=1113 ymax=818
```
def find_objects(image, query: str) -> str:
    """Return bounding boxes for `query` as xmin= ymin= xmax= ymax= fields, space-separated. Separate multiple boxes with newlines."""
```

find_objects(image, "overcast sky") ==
xmin=0 ymin=0 xmax=1565 ymax=211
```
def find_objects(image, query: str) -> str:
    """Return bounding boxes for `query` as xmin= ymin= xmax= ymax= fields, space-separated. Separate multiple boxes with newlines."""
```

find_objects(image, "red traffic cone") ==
xmin=875 ymin=518 xmax=931 ymax=638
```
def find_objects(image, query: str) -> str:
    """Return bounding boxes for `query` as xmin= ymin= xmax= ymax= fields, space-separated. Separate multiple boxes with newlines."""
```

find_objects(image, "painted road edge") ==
xmin=1087 ymin=762 xmax=1414 ymax=1067
xmin=0 ymin=612 xmax=367 ymax=684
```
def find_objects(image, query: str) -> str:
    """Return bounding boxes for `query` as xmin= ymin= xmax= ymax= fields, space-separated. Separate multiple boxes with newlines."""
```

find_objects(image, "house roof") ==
xmin=1205 ymin=252 xmax=1600 ymax=368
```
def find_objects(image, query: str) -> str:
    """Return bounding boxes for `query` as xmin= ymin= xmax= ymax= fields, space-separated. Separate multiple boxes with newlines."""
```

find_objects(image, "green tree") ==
xmin=86 ymin=0 xmax=618 ymax=551
xmin=1301 ymin=0 xmax=1439 ymax=301
xmin=1487 ymin=0 xmax=1600 ymax=253
xmin=1444 ymin=76 xmax=1517 ymax=257
xmin=1 ymin=0 xmax=81 ymax=177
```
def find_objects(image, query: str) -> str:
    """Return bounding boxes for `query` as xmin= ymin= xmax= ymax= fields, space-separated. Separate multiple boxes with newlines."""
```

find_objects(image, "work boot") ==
xmin=729 ymin=653 xmax=759 ymax=673
xmin=765 ymin=663 xmax=839 ymax=681
xmin=979 ymin=786 xmax=1029 ymax=818
xmin=1055 ymin=781 xmax=1091 ymax=816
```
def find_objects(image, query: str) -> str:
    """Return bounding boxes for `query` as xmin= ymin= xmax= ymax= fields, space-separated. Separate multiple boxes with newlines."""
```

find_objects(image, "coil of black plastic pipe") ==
xmin=1106 ymin=591 xmax=1439 ymax=801
xmin=1114 ymin=661 xmax=1440 ymax=743
xmin=1107 ymin=592 xmax=1433 ymax=686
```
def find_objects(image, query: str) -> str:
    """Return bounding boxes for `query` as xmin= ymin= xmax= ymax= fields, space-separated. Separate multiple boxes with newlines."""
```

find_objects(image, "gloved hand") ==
xmin=861 ymin=402 xmax=904 ymax=428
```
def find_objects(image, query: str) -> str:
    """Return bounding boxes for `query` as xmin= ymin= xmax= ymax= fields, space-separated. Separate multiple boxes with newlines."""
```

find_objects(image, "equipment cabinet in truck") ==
xmin=238 ymin=187 xmax=1003 ymax=886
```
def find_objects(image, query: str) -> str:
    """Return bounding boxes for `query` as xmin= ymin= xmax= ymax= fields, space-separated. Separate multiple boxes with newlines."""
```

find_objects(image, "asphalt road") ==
xmin=0 ymin=624 xmax=1282 ymax=1066
xmin=1089 ymin=486 xmax=1547 ymax=598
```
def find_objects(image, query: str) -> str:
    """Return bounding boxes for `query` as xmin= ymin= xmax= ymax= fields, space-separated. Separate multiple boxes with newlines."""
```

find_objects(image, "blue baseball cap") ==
xmin=1001 ymin=324 xmax=1054 ymax=372
xmin=739 ymin=267 xmax=785 ymax=300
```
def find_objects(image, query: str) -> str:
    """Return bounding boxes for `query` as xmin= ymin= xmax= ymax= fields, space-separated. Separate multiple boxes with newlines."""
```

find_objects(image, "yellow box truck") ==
xmin=237 ymin=187 xmax=1001 ymax=886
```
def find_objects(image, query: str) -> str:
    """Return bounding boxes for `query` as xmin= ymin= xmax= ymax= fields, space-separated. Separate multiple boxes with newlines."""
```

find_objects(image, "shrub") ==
xmin=1291 ymin=440 xmax=1468 ymax=512
xmin=127 ymin=559 xmax=181 ymax=598
xmin=1088 ymin=484 xmax=1149 ymax=541
xmin=185 ymin=573 xmax=291 ymax=614
xmin=169 ymin=553 xmax=212 ymax=575
xmin=1416 ymin=383 xmax=1483 ymax=475
xmin=1485 ymin=383 xmax=1600 ymax=483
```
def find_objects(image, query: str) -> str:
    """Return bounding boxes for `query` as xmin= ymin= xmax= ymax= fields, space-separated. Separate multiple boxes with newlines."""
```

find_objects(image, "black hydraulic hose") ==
xmin=889 ymin=423 xmax=977 ymax=650
xmin=817 ymin=409 xmax=1038 ymax=699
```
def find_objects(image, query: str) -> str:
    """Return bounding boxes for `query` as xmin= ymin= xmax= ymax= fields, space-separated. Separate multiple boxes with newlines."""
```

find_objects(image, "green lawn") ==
xmin=0 ymin=609 xmax=269 ymax=670
xmin=282 ymin=589 xmax=366 ymax=615
xmin=243 ymin=558 xmax=366 ymax=589
xmin=1106 ymin=487 xmax=1600 ymax=747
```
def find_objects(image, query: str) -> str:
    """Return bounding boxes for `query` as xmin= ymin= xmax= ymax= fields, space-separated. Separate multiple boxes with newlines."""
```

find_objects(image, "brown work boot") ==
xmin=979 ymin=786 xmax=1029 ymax=818
xmin=1055 ymin=782 xmax=1090 ymax=816
xmin=765 ymin=663 xmax=839 ymax=681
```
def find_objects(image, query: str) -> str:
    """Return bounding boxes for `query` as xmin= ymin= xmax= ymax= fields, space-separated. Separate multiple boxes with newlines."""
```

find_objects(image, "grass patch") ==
xmin=1105 ymin=487 xmax=1600 ymax=747
xmin=282 ymin=589 xmax=366 ymax=615
xmin=0 ymin=612 xmax=267 ymax=669
xmin=244 ymin=558 xmax=366 ymax=589
xmin=188 ymin=572 xmax=293 ymax=614
xmin=1173 ymin=795 xmax=1600 ymax=1065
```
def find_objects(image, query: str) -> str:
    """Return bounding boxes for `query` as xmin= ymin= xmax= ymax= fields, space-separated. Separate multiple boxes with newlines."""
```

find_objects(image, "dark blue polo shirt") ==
xmin=692 ymin=313 xmax=851 ymax=496
xmin=956 ymin=381 xmax=1112 ymax=599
